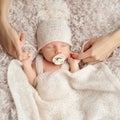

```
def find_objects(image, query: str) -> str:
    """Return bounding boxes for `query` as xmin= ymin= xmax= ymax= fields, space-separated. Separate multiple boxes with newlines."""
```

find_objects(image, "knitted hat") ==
xmin=37 ymin=19 xmax=72 ymax=51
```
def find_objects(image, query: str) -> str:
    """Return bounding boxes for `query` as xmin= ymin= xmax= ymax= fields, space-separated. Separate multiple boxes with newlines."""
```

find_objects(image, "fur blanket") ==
xmin=0 ymin=0 xmax=120 ymax=119
xmin=7 ymin=60 xmax=120 ymax=120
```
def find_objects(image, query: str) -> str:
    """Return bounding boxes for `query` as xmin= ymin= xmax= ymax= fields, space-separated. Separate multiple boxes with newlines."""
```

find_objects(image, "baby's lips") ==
xmin=52 ymin=54 xmax=66 ymax=65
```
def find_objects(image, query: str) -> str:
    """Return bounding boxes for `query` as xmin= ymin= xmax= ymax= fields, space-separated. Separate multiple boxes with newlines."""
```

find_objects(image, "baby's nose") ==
xmin=55 ymin=47 xmax=62 ymax=54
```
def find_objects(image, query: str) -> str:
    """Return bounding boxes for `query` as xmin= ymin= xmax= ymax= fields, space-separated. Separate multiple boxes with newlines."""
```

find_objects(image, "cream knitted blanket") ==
xmin=7 ymin=60 xmax=120 ymax=120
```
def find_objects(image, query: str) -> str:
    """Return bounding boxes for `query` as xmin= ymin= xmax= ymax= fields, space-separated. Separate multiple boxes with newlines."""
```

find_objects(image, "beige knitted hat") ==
xmin=37 ymin=19 xmax=72 ymax=51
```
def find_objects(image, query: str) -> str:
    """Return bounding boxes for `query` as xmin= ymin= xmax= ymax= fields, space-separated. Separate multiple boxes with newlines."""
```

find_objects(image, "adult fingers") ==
xmin=13 ymin=33 xmax=25 ymax=60
xmin=9 ymin=28 xmax=23 ymax=60
xmin=19 ymin=33 xmax=25 ymax=45
xmin=14 ymin=41 xmax=22 ymax=60
xmin=82 ymin=39 xmax=95 ymax=52
xmin=71 ymin=52 xmax=80 ymax=59
xmin=82 ymin=57 xmax=99 ymax=64
xmin=78 ymin=49 xmax=92 ymax=60
xmin=7 ymin=44 xmax=18 ymax=58
xmin=71 ymin=52 xmax=85 ymax=60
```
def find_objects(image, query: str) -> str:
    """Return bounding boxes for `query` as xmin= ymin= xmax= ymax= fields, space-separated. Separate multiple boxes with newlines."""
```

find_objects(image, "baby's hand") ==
xmin=67 ymin=53 xmax=80 ymax=72
xmin=21 ymin=51 xmax=32 ymax=67
xmin=67 ymin=53 xmax=80 ymax=65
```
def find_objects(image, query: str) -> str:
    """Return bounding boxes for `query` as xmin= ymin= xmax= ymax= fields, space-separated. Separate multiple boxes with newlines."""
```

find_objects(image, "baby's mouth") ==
xmin=52 ymin=54 xmax=66 ymax=65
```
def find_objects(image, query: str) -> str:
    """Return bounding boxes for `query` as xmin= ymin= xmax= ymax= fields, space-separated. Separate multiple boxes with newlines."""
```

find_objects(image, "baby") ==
xmin=22 ymin=19 xmax=80 ymax=86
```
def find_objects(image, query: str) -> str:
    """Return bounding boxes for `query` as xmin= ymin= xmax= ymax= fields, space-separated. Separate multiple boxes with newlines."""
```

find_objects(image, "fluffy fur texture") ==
xmin=38 ymin=0 xmax=70 ymax=21
xmin=0 ymin=0 xmax=120 ymax=119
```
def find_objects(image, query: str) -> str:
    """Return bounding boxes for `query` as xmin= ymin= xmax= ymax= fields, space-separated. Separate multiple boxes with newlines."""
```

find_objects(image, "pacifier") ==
xmin=52 ymin=54 xmax=66 ymax=65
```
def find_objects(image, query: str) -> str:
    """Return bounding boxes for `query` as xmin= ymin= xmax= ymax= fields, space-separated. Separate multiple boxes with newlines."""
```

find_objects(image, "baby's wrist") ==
xmin=70 ymin=61 xmax=80 ymax=66
xmin=22 ymin=62 xmax=31 ymax=69
xmin=70 ymin=62 xmax=80 ymax=69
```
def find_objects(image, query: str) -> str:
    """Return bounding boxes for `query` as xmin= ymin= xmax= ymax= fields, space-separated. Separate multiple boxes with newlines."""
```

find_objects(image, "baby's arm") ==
xmin=22 ymin=51 xmax=36 ymax=85
xmin=67 ymin=53 xmax=80 ymax=73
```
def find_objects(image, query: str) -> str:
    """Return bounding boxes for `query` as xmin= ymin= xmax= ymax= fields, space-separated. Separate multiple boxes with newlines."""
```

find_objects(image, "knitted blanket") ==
xmin=7 ymin=60 xmax=120 ymax=120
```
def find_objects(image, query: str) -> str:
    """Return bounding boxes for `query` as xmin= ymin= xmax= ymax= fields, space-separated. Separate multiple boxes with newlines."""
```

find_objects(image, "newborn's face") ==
xmin=40 ymin=41 xmax=70 ymax=64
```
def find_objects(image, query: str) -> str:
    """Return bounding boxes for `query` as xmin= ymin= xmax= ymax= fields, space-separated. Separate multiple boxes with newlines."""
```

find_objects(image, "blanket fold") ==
xmin=7 ymin=60 xmax=41 ymax=120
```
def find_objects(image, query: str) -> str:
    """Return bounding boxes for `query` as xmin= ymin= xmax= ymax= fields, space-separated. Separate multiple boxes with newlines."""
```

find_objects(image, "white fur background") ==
xmin=0 ymin=0 xmax=120 ymax=119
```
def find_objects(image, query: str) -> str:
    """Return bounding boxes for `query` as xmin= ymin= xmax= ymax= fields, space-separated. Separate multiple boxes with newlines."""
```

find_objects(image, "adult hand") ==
xmin=0 ymin=0 xmax=25 ymax=60
xmin=72 ymin=30 xmax=120 ymax=64
xmin=0 ymin=22 xmax=25 ymax=60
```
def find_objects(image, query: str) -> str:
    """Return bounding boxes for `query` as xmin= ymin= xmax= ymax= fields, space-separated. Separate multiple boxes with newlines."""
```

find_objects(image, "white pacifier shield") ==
xmin=52 ymin=54 xmax=66 ymax=65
